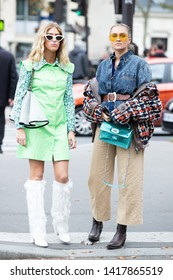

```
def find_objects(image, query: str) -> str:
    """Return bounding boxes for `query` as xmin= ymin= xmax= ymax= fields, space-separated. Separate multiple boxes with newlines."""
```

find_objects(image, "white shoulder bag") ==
xmin=10 ymin=68 xmax=49 ymax=128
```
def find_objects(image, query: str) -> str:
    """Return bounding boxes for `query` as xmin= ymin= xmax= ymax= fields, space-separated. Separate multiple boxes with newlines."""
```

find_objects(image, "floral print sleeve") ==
xmin=64 ymin=73 xmax=75 ymax=132
xmin=12 ymin=63 xmax=31 ymax=128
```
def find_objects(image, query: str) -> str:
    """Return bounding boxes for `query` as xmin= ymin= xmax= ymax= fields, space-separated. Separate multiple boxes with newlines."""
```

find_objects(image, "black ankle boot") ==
xmin=107 ymin=224 xmax=127 ymax=250
xmin=88 ymin=218 xmax=103 ymax=242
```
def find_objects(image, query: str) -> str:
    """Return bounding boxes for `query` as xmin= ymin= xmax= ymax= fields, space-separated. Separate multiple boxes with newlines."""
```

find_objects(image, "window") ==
xmin=150 ymin=63 xmax=165 ymax=83
xmin=17 ymin=0 xmax=41 ymax=20
xmin=171 ymin=64 xmax=173 ymax=83
xmin=17 ymin=0 xmax=25 ymax=19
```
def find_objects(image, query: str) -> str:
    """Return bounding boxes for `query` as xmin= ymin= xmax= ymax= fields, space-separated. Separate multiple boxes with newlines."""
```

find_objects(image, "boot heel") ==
xmin=88 ymin=218 xmax=103 ymax=242
xmin=107 ymin=224 xmax=127 ymax=250
xmin=33 ymin=237 xmax=48 ymax=248
xmin=58 ymin=232 xmax=70 ymax=243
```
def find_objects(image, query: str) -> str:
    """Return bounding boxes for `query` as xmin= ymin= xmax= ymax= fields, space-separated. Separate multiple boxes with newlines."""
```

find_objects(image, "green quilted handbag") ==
xmin=99 ymin=121 xmax=133 ymax=149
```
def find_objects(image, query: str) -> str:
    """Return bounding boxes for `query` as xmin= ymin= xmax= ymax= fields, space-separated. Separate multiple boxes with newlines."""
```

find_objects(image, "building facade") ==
xmin=0 ymin=0 xmax=173 ymax=61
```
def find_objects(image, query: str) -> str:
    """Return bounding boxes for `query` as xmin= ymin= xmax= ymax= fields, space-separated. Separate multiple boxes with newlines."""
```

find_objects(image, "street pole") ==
xmin=83 ymin=0 xmax=88 ymax=57
xmin=122 ymin=0 xmax=135 ymax=39
xmin=0 ymin=0 xmax=1 ymax=46
xmin=84 ymin=9 xmax=88 ymax=56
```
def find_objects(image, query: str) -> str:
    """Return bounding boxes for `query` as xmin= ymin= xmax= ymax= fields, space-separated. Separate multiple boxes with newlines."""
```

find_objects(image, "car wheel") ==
xmin=75 ymin=106 xmax=92 ymax=136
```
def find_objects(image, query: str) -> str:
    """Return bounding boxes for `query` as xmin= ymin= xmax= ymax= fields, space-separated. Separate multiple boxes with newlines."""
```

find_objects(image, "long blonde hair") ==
xmin=28 ymin=21 xmax=70 ymax=65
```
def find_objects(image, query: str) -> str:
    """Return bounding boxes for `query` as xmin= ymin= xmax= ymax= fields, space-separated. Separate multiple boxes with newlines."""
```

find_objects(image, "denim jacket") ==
xmin=96 ymin=50 xmax=152 ymax=96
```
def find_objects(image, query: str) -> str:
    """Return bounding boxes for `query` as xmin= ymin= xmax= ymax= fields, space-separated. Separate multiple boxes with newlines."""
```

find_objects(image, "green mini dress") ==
xmin=15 ymin=59 xmax=75 ymax=161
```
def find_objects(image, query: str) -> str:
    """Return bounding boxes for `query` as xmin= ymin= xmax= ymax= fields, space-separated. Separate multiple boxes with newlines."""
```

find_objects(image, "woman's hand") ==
xmin=17 ymin=128 xmax=26 ymax=146
xmin=102 ymin=112 xmax=111 ymax=122
xmin=68 ymin=131 xmax=76 ymax=149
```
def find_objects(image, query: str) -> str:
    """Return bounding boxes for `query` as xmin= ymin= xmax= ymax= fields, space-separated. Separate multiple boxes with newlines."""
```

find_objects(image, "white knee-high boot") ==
xmin=51 ymin=180 xmax=73 ymax=243
xmin=24 ymin=179 xmax=48 ymax=248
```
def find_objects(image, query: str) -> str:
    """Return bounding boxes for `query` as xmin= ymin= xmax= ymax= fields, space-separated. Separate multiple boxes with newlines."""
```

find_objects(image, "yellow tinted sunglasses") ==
xmin=109 ymin=33 xmax=128 ymax=42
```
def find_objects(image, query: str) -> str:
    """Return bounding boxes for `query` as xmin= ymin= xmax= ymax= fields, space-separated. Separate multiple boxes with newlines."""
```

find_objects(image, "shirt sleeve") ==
xmin=12 ymin=63 xmax=31 ymax=129
xmin=64 ymin=73 xmax=76 ymax=132
xmin=137 ymin=60 xmax=152 ymax=88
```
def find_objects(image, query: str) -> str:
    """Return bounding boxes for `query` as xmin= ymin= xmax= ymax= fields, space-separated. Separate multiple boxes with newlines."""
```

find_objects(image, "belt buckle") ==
xmin=108 ymin=92 xmax=116 ymax=102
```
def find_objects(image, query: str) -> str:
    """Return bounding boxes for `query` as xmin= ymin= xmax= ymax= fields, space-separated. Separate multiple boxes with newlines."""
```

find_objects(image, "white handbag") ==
xmin=10 ymin=68 xmax=49 ymax=128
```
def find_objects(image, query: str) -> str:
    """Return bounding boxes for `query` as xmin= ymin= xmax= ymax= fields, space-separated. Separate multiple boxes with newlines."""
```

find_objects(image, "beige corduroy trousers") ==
xmin=88 ymin=126 xmax=144 ymax=225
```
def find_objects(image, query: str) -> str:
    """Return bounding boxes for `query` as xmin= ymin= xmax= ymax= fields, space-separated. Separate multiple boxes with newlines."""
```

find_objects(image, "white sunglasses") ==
xmin=44 ymin=34 xmax=64 ymax=42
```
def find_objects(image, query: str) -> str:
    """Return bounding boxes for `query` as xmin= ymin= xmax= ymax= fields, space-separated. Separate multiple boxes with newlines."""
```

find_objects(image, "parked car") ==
xmin=146 ymin=57 xmax=173 ymax=127
xmin=162 ymin=98 xmax=173 ymax=134
xmin=73 ymin=58 xmax=173 ymax=136
xmin=72 ymin=81 xmax=92 ymax=136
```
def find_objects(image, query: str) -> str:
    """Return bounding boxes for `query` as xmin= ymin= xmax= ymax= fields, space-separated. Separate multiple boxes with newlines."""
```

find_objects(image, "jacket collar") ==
xmin=110 ymin=50 xmax=134 ymax=62
xmin=33 ymin=58 xmax=74 ymax=74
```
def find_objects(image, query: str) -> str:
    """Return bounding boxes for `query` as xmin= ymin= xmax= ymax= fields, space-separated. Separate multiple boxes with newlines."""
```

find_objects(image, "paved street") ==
xmin=0 ymin=107 xmax=173 ymax=260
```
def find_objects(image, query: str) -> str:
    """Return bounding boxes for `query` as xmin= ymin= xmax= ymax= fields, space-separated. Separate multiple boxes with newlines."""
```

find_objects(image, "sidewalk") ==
xmin=0 ymin=232 xmax=173 ymax=260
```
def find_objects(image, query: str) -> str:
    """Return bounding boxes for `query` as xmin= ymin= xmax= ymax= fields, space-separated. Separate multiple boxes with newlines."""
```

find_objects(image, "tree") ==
xmin=136 ymin=0 xmax=152 ymax=49
xmin=136 ymin=0 xmax=173 ymax=49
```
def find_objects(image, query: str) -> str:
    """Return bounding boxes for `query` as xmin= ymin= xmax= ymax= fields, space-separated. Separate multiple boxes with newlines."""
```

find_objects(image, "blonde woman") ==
xmin=12 ymin=22 xmax=76 ymax=247
xmin=84 ymin=23 xmax=152 ymax=249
